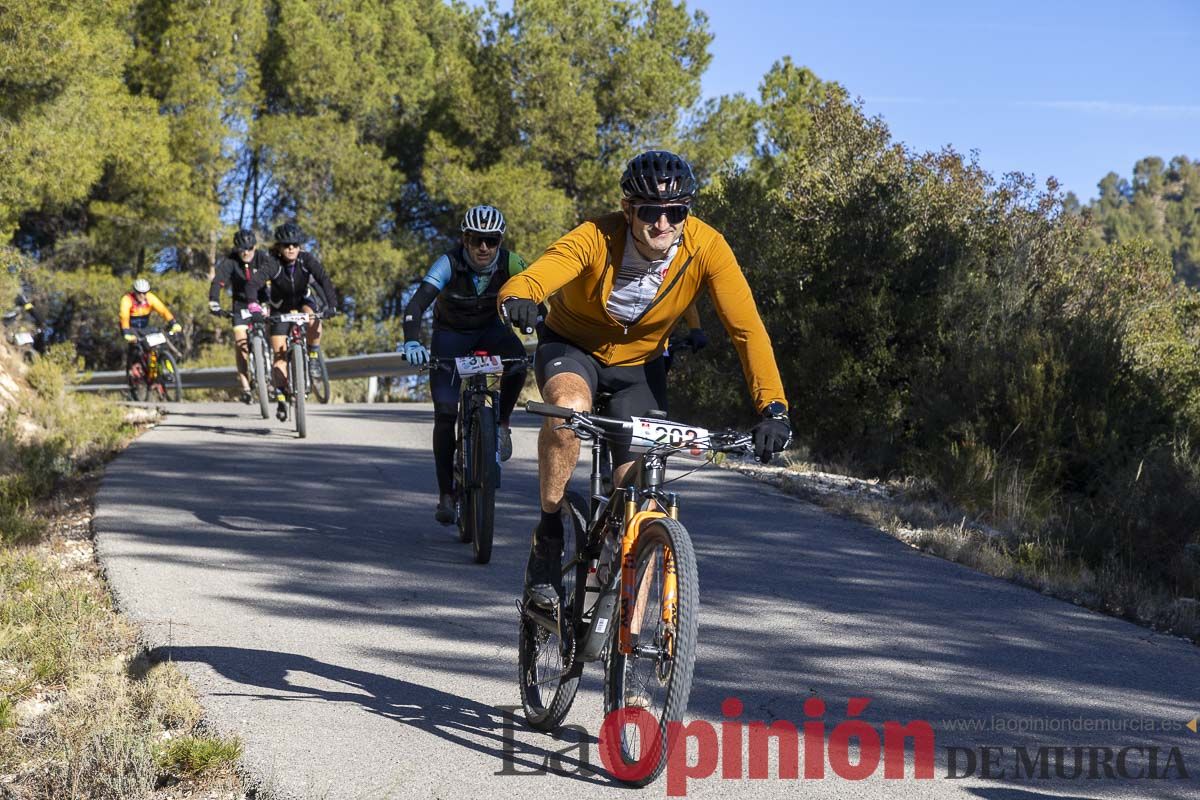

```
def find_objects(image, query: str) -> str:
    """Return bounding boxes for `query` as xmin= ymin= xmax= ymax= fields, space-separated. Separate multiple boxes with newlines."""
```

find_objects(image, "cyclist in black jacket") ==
xmin=208 ymin=229 xmax=275 ymax=403
xmin=244 ymin=222 xmax=338 ymax=420
xmin=399 ymin=205 xmax=533 ymax=524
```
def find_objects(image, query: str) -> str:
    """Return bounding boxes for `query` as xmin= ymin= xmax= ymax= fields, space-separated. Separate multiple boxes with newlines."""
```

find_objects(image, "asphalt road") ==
xmin=95 ymin=403 xmax=1199 ymax=800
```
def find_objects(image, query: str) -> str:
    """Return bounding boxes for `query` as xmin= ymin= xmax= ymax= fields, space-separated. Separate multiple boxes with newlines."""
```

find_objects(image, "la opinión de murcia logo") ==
xmin=497 ymin=698 xmax=1192 ymax=796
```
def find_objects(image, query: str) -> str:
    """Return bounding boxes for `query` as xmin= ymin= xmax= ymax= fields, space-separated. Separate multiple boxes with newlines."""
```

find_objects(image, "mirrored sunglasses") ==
xmin=633 ymin=204 xmax=690 ymax=225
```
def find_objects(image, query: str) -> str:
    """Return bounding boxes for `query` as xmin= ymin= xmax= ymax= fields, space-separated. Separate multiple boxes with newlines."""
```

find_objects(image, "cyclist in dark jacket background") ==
xmin=245 ymin=222 xmax=338 ymax=420
xmin=399 ymin=204 xmax=533 ymax=524
xmin=209 ymin=229 xmax=275 ymax=403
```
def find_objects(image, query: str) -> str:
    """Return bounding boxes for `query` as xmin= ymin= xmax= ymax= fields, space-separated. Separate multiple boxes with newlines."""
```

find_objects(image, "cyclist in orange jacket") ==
xmin=498 ymin=150 xmax=791 ymax=605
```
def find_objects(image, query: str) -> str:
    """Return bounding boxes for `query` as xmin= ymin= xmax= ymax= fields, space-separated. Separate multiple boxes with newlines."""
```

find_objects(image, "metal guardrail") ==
xmin=72 ymin=345 xmax=536 ymax=393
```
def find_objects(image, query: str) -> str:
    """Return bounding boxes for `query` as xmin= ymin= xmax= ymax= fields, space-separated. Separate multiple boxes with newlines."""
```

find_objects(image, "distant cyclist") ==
xmin=208 ymin=229 xmax=276 ymax=403
xmin=399 ymin=205 xmax=534 ymax=524
xmin=244 ymin=222 xmax=338 ymax=421
xmin=120 ymin=278 xmax=181 ymax=362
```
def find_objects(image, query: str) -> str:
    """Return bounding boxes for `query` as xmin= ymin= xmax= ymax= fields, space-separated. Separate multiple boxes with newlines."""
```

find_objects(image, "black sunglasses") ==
xmin=633 ymin=203 xmax=690 ymax=225
xmin=468 ymin=234 xmax=502 ymax=249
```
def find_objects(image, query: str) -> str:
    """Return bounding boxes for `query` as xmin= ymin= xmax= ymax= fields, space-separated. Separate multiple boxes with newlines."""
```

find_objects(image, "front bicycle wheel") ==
xmin=251 ymin=335 xmax=270 ymax=418
xmin=518 ymin=492 xmax=589 ymax=731
xmin=601 ymin=516 xmax=700 ymax=787
xmin=467 ymin=404 xmax=497 ymax=564
xmin=312 ymin=349 xmax=331 ymax=404
xmin=158 ymin=352 xmax=182 ymax=402
xmin=291 ymin=344 xmax=307 ymax=438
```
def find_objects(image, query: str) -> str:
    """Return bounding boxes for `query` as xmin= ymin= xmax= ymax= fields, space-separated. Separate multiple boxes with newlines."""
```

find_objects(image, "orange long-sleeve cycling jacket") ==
xmin=499 ymin=212 xmax=787 ymax=413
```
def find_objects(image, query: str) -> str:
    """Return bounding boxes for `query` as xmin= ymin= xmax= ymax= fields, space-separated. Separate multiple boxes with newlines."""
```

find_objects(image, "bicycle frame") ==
xmin=269 ymin=312 xmax=317 ymax=399
xmin=525 ymin=404 xmax=749 ymax=666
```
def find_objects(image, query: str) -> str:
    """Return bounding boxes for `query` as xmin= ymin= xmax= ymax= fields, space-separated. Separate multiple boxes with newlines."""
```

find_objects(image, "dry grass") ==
xmin=0 ymin=344 xmax=249 ymax=798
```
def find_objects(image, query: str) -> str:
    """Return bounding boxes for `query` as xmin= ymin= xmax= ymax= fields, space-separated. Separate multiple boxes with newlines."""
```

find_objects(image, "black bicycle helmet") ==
xmin=233 ymin=229 xmax=257 ymax=250
xmin=620 ymin=150 xmax=697 ymax=202
xmin=273 ymin=222 xmax=305 ymax=245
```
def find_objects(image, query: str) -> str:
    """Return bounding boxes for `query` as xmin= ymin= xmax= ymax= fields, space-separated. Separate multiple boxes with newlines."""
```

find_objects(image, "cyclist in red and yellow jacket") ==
xmin=120 ymin=278 xmax=180 ymax=353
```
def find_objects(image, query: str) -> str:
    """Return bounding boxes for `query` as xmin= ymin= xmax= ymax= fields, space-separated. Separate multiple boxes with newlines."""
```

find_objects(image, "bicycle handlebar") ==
xmin=524 ymin=401 xmax=752 ymax=456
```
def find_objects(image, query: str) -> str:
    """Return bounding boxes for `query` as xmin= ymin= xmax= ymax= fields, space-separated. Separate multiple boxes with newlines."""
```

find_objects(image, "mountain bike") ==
xmin=517 ymin=401 xmax=752 ymax=786
xmin=217 ymin=308 xmax=271 ymax=418
xmin=268 ymin=310 xmax=329 ymax=438
xmin=126 ymin=328 xmax=182 ymax=402
xmin=425 ymin=353 xmax=529 ymax=564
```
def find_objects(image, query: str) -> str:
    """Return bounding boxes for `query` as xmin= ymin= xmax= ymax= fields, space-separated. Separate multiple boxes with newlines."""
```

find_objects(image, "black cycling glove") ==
xmin=751 ymin=407 xmax=791 ymax=463
xmin=503 ymin=297 xmax=539 ymax=334
xmin=684 ymin=328 xmax=708 ymax=351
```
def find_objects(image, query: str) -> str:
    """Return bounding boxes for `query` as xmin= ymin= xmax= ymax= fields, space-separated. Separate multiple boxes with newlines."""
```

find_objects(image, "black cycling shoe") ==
xmin=499 ymin=426 xmax=513 ymax=462
xmin=434 ymin=493 xmax=456 ymax=525
xmin=274 ymin=391 xmax=288 ymax=422
xmin=239 ymin=390 xmax=252 ymax=405
xmin=524 ymin=524 xmax=564 ymax=609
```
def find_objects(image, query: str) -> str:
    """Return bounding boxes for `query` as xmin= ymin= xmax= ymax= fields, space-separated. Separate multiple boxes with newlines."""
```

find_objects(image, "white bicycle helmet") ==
xmin=461 ymin=205 xmax=506 ymax=236
xmin=132 ymin=278 xmax=151 ymax=294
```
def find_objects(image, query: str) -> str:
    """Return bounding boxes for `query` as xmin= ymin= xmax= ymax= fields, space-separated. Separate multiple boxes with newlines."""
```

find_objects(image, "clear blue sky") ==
xmin=694 ymin=0 xmax=1198 ymax=200
xmin=483 ymin=0 xmax=1197 ymax=201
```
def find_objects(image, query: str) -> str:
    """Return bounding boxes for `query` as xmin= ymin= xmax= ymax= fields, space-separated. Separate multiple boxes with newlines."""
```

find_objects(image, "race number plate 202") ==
xmin=629 ymin=417 xmax=709 ymax=451
xmin=455 ymin=355 xmax=504 ymax=376
xmin=144 ymin=332 xmax=167 ymax=347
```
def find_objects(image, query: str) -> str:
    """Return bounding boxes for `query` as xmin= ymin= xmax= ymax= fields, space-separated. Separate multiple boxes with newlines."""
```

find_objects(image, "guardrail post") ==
xmin=366 ymin=375 xmax=379 ymax=404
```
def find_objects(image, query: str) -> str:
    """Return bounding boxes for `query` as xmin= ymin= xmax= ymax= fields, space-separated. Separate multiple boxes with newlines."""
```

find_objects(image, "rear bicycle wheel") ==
xmin=251 ymin=335 xmax=270 ymax=418
xmin=518 ymin=492 xmax=589 ymax=731
xmin=601 ymin=516 xmax=700 ymax=787
xmin=158 ymin=352 xmax=182 ymax=402
xmin=468 ymin=404 xmax=497 ymax=564
xmin=312 ymin=349 xmax=331 ymax=404
xmin=291 ymin=344 xmax=307 ymax=438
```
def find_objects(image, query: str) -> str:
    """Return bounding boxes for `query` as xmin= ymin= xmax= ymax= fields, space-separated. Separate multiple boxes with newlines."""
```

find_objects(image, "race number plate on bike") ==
xmin=13 ymin=332 xmax=34 ymax=346
xmin=144 ymin=332 xmax=167 ymax=347
xmin=454 ymin=355 xmax=504 ymax=375
xmin=239 ymin=308 xmax=252 ymax=320
xmin=278 ymin=313 xmax=309 ymax=324
xmin=629 ymin=417 xmax=709 ymax=452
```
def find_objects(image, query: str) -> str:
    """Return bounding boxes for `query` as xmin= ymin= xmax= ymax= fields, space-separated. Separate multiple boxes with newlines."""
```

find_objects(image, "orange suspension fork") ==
xmin=618 ymin=506 xmax=670 ymax=656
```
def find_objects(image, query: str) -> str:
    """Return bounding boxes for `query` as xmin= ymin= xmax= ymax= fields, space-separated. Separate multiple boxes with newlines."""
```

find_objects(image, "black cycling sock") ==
xmin=538 ymin=509 xmax=563 ymax=541
xmin=433 ymin=417 xmax=456 ymax=495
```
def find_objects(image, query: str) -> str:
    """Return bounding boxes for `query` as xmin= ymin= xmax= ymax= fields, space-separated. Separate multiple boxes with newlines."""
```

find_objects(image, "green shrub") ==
xmin=674 ymin=90 xmax=1200 ymax=596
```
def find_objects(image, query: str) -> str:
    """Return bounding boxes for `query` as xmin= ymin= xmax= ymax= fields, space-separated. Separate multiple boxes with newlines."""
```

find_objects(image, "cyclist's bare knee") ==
xmin=541 ymin=373 xmax=590 ymax=412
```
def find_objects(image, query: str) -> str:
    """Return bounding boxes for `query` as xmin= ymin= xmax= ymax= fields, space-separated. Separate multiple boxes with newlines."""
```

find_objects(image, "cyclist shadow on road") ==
xmin=145 ymin=644 xmax=611 ymax=785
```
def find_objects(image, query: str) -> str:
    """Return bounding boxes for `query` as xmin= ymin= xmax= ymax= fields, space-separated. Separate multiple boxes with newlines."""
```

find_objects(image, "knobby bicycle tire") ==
xmin=453 ymin=411 xmax=471 ymax=542
xmin=291 ymin=344 xmax=307 ymax=438
xmin=468 ymin=404 xmax=497 ymax=564
xmin=601 ymin=516 xmax=700 ymax=787
xmin=251 ymin=334 xmax=270 ymax=418
xmin=159 ymin=352 xmax=182 ymax=402
xmin=518 ymin=492 xmax=589 ymax=731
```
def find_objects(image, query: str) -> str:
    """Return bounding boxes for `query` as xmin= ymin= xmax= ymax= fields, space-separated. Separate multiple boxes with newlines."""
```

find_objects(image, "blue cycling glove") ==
xmin=400 ymin=340 xmax=429 ymax=366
